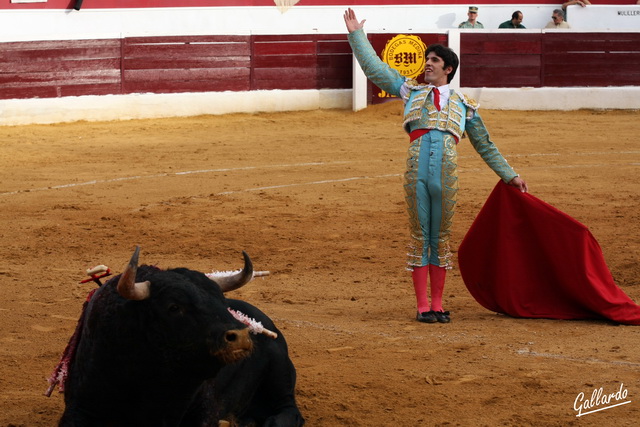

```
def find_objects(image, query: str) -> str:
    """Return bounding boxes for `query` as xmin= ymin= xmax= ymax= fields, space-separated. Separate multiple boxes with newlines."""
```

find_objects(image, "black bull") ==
xmin=54 ymin=247 xmax=304 ymax=426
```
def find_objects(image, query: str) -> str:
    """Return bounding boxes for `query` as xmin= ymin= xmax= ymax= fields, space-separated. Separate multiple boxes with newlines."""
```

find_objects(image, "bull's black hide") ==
xmin=57 ymin=249 xmax=304 ymax=427
xmin=184 ymin=299 xmax=304 ymax=427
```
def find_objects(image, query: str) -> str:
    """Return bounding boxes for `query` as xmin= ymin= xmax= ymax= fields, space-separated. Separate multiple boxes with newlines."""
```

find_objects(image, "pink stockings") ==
xmin=411 ymin=265 xmax=447 ymax=313
xmin=428 ymin=264 xmax=446 ymax=312
xmin=411 ymin=266 xmax=429 ymax=313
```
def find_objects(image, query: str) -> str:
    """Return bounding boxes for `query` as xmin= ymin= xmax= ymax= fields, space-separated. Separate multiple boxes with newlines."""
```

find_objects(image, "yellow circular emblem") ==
xmin=381 ymin=34 xmax=427 ymax=79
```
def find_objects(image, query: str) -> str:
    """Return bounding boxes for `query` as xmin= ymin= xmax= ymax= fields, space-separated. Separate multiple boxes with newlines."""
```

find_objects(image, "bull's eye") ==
xmin=168 ymin=304 xmax=182 ymax=314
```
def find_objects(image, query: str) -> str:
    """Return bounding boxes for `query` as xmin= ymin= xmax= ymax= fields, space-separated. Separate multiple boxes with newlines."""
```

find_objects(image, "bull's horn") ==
xmin=215 ymin=251 xmax=254 ymax=293
xmin=117 ymin=246 xmax=151 ymax=301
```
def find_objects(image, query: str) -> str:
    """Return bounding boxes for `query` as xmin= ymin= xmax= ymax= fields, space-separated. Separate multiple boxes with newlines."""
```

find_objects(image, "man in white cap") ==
xmin=458 ymin=6 xmax=484 ymax=28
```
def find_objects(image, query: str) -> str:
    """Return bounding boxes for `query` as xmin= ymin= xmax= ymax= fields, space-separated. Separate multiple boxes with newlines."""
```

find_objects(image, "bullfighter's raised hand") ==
xmin=343 ymin=7 xmax=366 ymax=33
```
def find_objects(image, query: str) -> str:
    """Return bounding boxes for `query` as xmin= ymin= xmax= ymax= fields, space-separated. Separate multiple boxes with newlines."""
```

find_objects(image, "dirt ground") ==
xmin=1 ymin=101 xmax=639 ymax=426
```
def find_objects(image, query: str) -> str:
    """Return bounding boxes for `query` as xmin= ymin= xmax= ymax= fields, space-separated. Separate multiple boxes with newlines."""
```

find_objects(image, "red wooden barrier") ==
xmin=316 ymin=37 xmax=353 ymax=90
xmin=542 ymin=32 xmax=640 ymax=87
xmin=122 ymin=35 xmax=252 ymax=94
xmin=251 ymin=35 xmax=319 ymax=90
xmin=0 ymin=39 xmax=121 ymax=99
xmin=460 ymin=32 xmax=640 ymax=88
xmin=460 ymin=33 xmax=543 ymax=88
xmin=250 ymin=34 xmax=351 ymax=90
xmin=1 ymin=32 xmax=640 ymax=102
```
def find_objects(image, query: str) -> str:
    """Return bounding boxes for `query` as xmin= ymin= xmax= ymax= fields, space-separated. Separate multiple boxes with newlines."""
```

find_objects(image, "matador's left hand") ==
xmin=509 ymin=176 xmax=528 ymax=193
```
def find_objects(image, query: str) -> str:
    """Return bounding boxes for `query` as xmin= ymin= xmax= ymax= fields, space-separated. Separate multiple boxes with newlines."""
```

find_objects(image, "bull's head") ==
xmin=115 ymin=246 xmax=255 ymax=368
xmin=117 ymin=246 xmax=254 ymax=300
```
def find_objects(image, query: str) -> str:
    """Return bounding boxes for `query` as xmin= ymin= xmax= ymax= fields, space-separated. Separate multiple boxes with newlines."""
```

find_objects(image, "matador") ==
xmin=344 ymin=8 xmax=528 ymax=324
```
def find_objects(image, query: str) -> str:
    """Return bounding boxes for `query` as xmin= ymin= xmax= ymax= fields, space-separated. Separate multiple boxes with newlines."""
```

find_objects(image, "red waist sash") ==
xmin=409 ymin=128 xmax=459 ymax=144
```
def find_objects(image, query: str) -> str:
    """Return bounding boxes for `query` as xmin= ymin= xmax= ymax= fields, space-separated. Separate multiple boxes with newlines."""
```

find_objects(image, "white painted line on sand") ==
xmin=0 ymin=161 xmax=349 ymax=197
xmin=215 ymin=174 xmax=399 ymax=195
xmin=2 ymin=151 xmax=638 ymax=198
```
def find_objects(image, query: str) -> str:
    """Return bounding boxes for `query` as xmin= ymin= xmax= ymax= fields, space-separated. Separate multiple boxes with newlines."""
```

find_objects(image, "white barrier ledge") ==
xmin=0 ymin=90 xmax=352 ymax=126
xmin=463 ymin=87 xmax=640 ymax=111
xmin=1 ymin=86 xmax=638 ymax=126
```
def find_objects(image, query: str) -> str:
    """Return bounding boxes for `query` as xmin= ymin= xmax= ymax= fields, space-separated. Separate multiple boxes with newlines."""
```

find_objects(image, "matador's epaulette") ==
xmin=461 ymin=93 xmax=480 ymax=112
xmin=404 ymin=78 xmax=432 ymax=91
xmin=404 ymin=78 xmax=420 ymax=88
xmin=402 ymin=78 xmax=430 ymax=102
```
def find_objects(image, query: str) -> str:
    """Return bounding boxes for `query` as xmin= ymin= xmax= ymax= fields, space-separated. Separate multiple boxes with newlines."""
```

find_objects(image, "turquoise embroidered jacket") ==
xmin=347 ymin=28 xmax=518 ymax=183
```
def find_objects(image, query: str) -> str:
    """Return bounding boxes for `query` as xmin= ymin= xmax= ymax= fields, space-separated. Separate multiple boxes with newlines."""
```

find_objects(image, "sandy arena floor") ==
xmin=1 ymin=102 xmax=639 ymax=426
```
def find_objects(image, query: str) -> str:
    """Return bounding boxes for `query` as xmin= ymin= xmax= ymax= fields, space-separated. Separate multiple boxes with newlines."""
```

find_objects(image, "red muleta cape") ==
xmin=458 ymin=181 xmax=640 ymax=325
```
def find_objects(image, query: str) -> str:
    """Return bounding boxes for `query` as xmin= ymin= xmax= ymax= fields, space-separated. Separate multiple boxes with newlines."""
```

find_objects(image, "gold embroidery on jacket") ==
xmin=403 ymin=89 xmax=469 ymax=139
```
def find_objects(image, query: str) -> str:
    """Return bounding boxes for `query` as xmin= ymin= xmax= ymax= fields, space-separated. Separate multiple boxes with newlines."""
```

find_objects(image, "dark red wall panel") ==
xmin=459 ymin=32 xmax=640 ymax=88
xmin=0 ymin=39 xmax=122 ymax=100
xmin=250 ymin=34 xmax=352 ymax=91
xmin=460 ymin=33 xmax=543 ymax=88
xmin=122 ymin=36 xmax=252 ymax=94
xmin=2 ymin=32 xmax=640 ymax=102
xmin=541 ymin=32 xmax=640 ymax=87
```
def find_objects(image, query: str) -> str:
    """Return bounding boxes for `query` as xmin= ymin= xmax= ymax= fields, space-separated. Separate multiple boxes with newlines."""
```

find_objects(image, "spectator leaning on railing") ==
xmin=562 ymin=0 xmax=591 ymax=8
xmin=562 ymin=0 xmax=591 ymax=22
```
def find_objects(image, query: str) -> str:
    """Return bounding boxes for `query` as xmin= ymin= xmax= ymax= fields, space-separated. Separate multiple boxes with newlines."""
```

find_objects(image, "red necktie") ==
xmin=433 ymin=87 xmax=441 ymax=111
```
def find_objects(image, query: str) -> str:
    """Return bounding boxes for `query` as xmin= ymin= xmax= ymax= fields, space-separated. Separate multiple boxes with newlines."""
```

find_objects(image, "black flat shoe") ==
xmin=416 ymin=311 xmax=437 ymax=323
xmin=433 ymin=310 xmax=451 ymax=323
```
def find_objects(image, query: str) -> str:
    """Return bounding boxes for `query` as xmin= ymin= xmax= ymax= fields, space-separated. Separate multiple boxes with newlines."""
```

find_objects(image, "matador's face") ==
xmin=424 ymin=52 xmax=452 ymax=87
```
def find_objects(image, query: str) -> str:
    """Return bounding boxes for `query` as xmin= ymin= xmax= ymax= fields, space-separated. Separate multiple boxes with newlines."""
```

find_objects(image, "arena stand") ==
xmin=1 ymin=0 xmax=639 ymax=124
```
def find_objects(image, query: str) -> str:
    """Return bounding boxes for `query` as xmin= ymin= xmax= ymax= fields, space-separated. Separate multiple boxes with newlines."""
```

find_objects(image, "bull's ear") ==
xmin=214 ymin=251 xmax=254 ymax=293
xmin=117 ymin=246 xmax=151 ymax=300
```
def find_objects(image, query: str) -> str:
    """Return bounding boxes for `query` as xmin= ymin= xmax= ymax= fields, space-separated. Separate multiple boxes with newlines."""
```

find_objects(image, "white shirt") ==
xmin=433 ymin=84 xmax=450 ymax=110
xmin=399 ymin=83 xmax=450 ymax=110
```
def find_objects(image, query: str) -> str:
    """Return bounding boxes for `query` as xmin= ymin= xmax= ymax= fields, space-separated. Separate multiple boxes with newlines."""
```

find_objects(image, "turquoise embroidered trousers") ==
xmin=405 ymin=130 xmax=458 ymax=269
